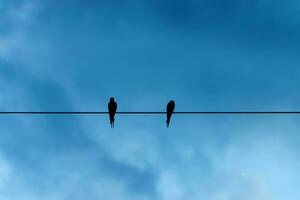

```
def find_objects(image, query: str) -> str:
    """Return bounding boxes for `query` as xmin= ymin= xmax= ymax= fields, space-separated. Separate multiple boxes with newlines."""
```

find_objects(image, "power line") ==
xmin=0 ymin=111 xmax=300 ymax=115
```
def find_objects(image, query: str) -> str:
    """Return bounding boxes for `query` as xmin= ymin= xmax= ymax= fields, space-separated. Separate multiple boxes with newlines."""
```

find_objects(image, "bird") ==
xmin=166 ymin=100 xmax=175 ymax=127
xmin=108 ymin=97 xmax=117 ymax=128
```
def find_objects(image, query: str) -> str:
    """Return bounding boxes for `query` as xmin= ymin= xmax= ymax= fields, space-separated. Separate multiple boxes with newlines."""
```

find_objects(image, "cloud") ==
xmin=0 ymin=0 xmax=300 ymax=199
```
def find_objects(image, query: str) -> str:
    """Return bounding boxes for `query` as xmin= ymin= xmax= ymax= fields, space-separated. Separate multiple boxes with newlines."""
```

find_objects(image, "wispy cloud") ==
xmin=0 ymin=0 xmax=300 ymax=199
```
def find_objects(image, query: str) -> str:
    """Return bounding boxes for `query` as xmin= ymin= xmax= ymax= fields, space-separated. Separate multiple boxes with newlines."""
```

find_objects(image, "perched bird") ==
xmin=166 ymin=100 xmax=175 ymax=127
xmin=108 ymin=97 xmax=117 ymax=128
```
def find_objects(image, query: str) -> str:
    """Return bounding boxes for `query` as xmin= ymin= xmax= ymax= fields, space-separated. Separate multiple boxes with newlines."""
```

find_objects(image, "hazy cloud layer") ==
xmin=0 ymin=0 xmax=300 ymax=199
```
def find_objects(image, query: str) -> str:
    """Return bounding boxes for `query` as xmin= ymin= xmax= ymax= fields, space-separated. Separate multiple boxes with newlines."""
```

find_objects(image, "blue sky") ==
xmin=0 ymin=0 xmax=300 ymax=199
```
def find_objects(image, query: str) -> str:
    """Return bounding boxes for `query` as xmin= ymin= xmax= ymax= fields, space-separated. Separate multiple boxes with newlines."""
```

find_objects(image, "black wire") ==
xmin=0 ymin=112 xmax=300 ymax=115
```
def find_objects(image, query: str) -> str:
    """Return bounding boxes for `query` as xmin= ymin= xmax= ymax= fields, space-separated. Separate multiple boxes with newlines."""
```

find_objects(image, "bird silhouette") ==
xmin=108 ymin=97 xmax=117 ymax=128
xmin=166 ymin=100 xmax=175 ymax=127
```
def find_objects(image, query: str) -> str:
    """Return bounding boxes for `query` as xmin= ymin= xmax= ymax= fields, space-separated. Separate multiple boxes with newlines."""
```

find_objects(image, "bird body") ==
xmin=166 ymin=100 xmax=175 ymax=127
xmin=108 ymin=97 xmax=117 ymax=128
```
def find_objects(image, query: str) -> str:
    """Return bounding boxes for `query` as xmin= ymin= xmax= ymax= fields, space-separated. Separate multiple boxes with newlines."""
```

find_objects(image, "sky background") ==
xmin=1 ymin=0 xmax=300 ymax=199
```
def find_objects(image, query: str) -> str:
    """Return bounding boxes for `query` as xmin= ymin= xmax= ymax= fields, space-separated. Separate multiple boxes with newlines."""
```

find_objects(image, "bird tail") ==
xmin=109 ymin=113 xmax=115 ymax=128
